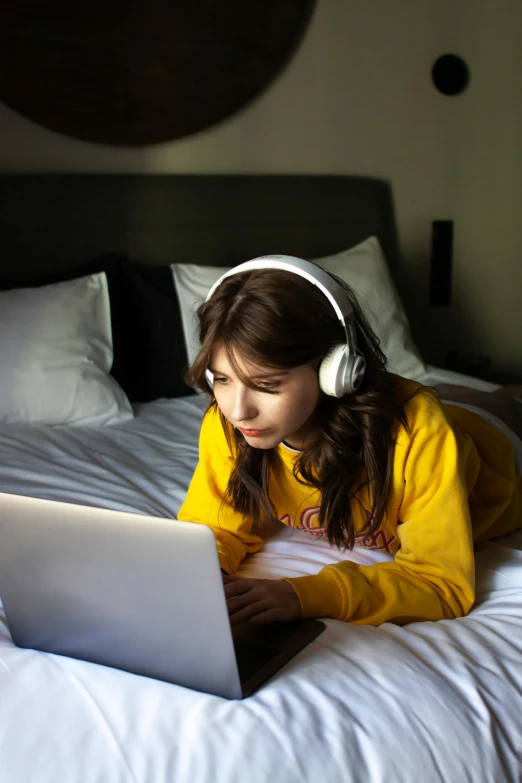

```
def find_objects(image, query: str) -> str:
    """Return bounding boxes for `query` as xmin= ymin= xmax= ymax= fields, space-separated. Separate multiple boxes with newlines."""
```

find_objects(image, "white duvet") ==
xmin=1 ymin=367 xmax=521 ymax=783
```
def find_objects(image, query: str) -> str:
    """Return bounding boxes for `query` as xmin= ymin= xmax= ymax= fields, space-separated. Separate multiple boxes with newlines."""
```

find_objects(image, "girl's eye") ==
xmin=212 ymin=377 xmax=280 ymax=392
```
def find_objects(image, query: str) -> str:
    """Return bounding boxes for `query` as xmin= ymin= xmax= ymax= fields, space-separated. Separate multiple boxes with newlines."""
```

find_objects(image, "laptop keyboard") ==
xmin=234 ymin=641 xmax=280 ymax=683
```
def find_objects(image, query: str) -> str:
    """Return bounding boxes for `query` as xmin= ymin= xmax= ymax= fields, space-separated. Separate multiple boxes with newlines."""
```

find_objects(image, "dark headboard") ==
xmin=0 ymin=174 xmax=400 ymax=282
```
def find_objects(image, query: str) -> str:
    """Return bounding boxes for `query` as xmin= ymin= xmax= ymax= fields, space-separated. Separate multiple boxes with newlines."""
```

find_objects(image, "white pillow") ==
xmin=0 ymin=273 xmax=134 ymax=425
xmin=171 ymin=237 xmax=426 ymax=380
xmin=171 ymin=263 xmax=230 ymax=368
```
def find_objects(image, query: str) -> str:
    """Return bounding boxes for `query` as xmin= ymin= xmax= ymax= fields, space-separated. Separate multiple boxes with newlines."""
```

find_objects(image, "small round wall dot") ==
xmin=432 ymin=54 xmax=470 ymax=96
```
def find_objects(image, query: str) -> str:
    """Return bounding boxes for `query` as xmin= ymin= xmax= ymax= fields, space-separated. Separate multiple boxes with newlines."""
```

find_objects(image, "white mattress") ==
xmin=1 ymin=367 xmax=521 ymax=783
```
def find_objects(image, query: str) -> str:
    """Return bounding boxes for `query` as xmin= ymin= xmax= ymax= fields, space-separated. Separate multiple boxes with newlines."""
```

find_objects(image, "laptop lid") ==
xmin=0 ymin=492 xmax=243 ymax=699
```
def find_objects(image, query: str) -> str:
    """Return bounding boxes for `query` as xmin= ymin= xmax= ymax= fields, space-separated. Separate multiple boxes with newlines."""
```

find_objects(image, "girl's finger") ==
xmin=221 ymin=574 xmax=240 ymax=583
xmin=248 ymin=608 xmax=281 ymax=624
xmin=224 ymin=579 xmax=254 ymax=599
xmin=229 ymin=600 xmax=270 ymax=627
xmin=226 ymin=588 xmax=263 ymax=614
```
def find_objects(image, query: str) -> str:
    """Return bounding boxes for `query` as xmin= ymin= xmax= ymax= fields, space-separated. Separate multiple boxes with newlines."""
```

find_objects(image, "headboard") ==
xmin=0 ymin=174 xmax=400 ymax=282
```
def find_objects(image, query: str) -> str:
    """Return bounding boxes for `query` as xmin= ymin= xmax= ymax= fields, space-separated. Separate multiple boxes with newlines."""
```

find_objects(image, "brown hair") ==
xmin=185 ymin=268 xmax=412 ymax=550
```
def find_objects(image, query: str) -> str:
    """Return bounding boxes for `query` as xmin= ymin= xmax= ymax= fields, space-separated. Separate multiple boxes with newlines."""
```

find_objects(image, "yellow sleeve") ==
xmin=177 ymin=406 xmax=264 ymax=573
xmin=284 ymin=392 xmax=477 ymax=625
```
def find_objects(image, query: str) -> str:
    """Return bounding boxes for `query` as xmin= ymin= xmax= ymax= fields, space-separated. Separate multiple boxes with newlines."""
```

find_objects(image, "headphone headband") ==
xmin=204 ymin=255 xmax=355 ymax=327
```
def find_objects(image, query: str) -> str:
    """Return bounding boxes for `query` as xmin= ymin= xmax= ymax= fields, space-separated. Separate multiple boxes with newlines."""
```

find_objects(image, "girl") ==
xmin=177 ymin=256 xmax=521 ymax=627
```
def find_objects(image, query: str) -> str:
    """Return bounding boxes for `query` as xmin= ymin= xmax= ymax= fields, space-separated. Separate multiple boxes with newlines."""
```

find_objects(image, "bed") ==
xmin=0 ymin=174 xmax=521 ymax=783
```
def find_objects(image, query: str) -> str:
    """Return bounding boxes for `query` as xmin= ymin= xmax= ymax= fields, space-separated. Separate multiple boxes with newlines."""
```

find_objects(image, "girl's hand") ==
xmin=222 ymin=575 xmax=302 ymax=626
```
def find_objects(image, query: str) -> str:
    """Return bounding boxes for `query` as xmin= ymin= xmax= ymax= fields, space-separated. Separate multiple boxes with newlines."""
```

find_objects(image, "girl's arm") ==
xmin=284 ymin=397 xmax=486 ymax=625
xmin=177 ymin=407 xmax=264 ymax=573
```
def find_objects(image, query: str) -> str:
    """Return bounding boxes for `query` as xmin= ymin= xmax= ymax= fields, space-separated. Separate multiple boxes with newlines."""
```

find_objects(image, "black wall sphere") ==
xmin=0 ymin=0 xmax=317 ymax=146
xmin=432 ymin=54 xmax=470 ymax=96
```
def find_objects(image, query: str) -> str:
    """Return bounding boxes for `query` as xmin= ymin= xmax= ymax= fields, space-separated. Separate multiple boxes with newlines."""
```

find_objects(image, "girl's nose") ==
xmin=232 ymin=387 xmax=258 ymax=422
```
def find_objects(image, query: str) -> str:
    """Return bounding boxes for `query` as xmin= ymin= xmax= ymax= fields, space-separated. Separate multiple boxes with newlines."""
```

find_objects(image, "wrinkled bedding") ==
xmin=0 ymin=371 xmax=521 ymax=783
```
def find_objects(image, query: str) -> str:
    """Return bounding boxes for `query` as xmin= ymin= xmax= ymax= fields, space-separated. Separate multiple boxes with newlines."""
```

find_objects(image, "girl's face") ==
xmin=209 ymin=344 xmax=321 ymax=450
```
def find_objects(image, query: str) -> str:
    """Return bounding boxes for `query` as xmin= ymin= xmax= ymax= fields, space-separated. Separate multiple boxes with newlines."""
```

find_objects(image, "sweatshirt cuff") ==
xmin=217 ymin=547 xmax=235 ymax=574
xmin=283 ymin=568 xmax=345 ymax=619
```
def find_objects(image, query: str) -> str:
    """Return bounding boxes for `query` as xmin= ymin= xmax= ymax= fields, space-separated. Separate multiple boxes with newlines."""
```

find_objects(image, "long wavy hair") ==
xmin=185 ymin=267 xmax=414 ymax=550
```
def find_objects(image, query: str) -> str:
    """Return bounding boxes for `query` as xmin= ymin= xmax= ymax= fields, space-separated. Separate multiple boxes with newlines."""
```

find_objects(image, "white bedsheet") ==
xmin=0 ymin=368 xmax=521 ymax=783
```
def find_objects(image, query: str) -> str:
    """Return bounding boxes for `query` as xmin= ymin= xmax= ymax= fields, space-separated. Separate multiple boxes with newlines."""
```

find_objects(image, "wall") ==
xmin=1 ymin=0 xmax=520 ymax=373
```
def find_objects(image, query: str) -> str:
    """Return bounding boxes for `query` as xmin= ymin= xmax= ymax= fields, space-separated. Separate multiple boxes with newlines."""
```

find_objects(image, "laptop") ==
xmin=0 ymin=492 xmax=325 ymax=699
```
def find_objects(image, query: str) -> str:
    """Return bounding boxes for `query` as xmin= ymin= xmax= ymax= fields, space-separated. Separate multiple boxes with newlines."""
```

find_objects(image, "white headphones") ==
xmin=203 ymin=255 xmax=366 ymax=398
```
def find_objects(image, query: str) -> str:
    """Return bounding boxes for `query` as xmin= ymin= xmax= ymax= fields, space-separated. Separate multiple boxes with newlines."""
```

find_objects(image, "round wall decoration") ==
xmin=0 ymin=1 xmax=316 ymax=146
xmin=431 ymin=54 xmax=470 ymax=96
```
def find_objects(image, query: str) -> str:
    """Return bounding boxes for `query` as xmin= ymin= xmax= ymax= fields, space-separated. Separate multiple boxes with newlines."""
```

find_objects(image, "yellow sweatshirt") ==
xmin=177 ymin=380 xmax=521 ymax=625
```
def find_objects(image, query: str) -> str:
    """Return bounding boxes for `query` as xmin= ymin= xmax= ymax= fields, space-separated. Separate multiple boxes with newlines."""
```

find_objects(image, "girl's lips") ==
xmin=238 ymin=428 xmax=270 ymax=437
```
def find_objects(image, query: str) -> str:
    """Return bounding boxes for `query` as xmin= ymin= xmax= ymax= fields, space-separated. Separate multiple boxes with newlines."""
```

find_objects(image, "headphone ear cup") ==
xmin=205 ymin=369 xmax=214 ymax=390
xmin=351 ymin=355 xmax=366 ymax=391
xmin=319 ymin=344 xmax=349 ymax=397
